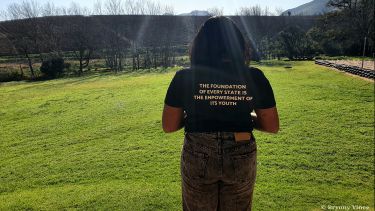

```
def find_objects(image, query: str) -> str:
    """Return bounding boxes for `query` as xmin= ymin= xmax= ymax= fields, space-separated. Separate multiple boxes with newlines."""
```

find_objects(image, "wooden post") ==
xmin=361 ymin=36 xmax=367 ymax=69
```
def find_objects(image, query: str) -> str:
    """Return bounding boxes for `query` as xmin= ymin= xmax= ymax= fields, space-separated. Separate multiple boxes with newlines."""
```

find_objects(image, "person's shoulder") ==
xmin=244 ymin=66 xmax=266 ymax=79
xmin=246 ymin=66 xmax=264 ymax=75
xmin=174 ymin=68 xmax=195 ymax=82
xmin=175 ymin=67 xmax=192 ymax=76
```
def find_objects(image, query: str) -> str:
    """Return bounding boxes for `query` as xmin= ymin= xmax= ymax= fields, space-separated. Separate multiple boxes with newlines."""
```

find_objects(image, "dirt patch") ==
xmin=327 ymin=60 xmax=375 ymax=71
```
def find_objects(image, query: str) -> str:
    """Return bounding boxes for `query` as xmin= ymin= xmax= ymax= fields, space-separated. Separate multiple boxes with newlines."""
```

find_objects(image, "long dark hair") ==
xmin=190 ymin=16 xmax=250 ymax=70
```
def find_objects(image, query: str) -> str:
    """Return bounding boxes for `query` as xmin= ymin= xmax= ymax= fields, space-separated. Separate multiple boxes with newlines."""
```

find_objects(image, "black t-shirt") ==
xmin=164 ymin=66 xmax=276 ymax=132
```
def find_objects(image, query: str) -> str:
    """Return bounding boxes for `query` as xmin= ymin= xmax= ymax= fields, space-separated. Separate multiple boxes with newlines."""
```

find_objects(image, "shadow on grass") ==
xmin=254 ymin=60 xmax=318 ymax=70
xmin=252 ymin=60 xmax=294 ymax=69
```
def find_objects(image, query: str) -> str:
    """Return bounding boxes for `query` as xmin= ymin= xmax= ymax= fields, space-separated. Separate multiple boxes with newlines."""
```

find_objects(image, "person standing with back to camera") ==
xmin=162 ymin=16 xmax=279 ymax=211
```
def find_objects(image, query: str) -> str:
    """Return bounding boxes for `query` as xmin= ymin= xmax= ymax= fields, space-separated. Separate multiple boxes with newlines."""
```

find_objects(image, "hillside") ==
xmin=0 ymin=15 xmax=317 ymax=56
xmin=283 ymin=0 xmax=335 ymax=16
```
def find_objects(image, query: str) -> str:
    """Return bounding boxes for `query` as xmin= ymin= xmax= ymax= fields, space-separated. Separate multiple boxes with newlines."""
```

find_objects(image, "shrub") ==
xmin=0 ymin=71 xmax=24 ymax=82
xmin=40 ymin=58 xmax=65 ymax=78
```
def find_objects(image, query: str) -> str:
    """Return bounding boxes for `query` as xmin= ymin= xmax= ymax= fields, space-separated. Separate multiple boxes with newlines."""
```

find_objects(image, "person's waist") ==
xmin=185 ymin=131 xmax=254 ymax=141
xmin=184 ymin=131 xmax=233 ymax=139
xmin=184 ymin=132 xmax=256 ymax=155
xmin=184 ymin=124 xmax=253 ymax=133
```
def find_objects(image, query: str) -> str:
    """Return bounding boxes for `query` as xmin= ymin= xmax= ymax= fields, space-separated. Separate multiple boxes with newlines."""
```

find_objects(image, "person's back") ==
xmin=167 ymin=66 xmax=275 ymax=132
xmin=162 ymin=16 xmax=279 ymax=211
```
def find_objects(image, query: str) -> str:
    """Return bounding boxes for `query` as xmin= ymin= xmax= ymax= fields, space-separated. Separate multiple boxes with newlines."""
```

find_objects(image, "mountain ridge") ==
xmin=282 ymin=0 xmax=335 ymax=16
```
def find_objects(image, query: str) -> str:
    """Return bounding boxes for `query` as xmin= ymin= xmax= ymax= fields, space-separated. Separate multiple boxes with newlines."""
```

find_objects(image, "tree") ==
xmin=328 ymin=0 xmax=357 ymax=9
xmin=93 ymin=0 xmax=104 ymax=15
xmin=274 ymin=7 xmax=284 ymax=16
xmin=259 ymin=35 xmax=285 ymax=60
xmin=311 ymin=0 xmax=375 ymax=56
xmin=1 ymin=22 xmax=34 ymax=78
xmin=1 ymin=0 xmax=42 ymax=78
xmin=41 ymin=2 xmax=61 ymax=16
xmin=236 ymin=5 xmax=271 ymax=16
xmin=277 ymin=26 xmax=315 ymax=60
xmin=0 ymin=0 xmax=67 ymax=79
xmin=100 ymin=16 xmax=130 ymax=72
xmin=163 ymin=5 xmax=175 ymax=15
xmin=307 ymin=26 xmax=343 ymax=55
xmin=66 ymin=2 xmax=90 ymax=16
xmin=100 ymin=0 xmax=130 ymax=72
xmin=208 ymin=7 xmax=224 ymax=16
xmin=104 ymin=0 xmax=124 ymax=15
xmin=64 ymin=16 xmax=97 ymax=75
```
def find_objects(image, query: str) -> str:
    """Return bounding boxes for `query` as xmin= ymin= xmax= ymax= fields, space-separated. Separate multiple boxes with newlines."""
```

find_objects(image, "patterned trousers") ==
xmin=181 ymin=132 xmax=257 ymax=211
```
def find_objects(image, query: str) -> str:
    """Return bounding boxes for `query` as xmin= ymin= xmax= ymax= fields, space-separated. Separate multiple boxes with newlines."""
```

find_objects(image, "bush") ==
xmin=0 ymin=71 xmax=24 ymax=82
xmin=40 ymin=58 xmax=65 ymax=78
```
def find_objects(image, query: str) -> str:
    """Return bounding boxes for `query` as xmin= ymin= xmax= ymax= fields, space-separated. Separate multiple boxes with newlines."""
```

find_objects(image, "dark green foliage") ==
xmin=276 ymin=26 xmax=315 ymax=60
xmin=0 ymin=71 xmax=24 ymax=82
xmin=259 ymin=36 xmax=283 ymax=60
xmin=63 ymin=62 xmax=71 ymax=70
xmin=311 ymin=0 xmax=374 ymax=56
xmin=40 ymin=58 xmax=65 ymax=78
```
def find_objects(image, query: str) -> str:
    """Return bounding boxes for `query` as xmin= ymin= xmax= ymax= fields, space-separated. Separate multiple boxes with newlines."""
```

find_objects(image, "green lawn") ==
xmin=0 ymin=61 xmax=373 ymax=210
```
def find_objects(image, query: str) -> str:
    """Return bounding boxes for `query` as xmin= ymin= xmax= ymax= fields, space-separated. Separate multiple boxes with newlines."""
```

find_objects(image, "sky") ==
xmin=0 ymin=0 xmax=312 ymax=15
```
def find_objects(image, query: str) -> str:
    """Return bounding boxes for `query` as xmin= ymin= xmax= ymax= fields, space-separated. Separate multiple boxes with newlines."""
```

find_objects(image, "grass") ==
xmin=0 ymin=61 xmax=373 ymax=210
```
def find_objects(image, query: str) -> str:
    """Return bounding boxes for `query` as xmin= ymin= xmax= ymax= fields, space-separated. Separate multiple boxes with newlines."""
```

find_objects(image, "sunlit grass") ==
xmin=0 ymin=61 xmax=373 ymax=210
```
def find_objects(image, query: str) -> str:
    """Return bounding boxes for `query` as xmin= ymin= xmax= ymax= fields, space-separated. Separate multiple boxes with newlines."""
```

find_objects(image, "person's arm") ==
xmin=162 ymin=104 xmax=184 ymax=133
xmin=251 ymin=107 xmax=279 ymax=134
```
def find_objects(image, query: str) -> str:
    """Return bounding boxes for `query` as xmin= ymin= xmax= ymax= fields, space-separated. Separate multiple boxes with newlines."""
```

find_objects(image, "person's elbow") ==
xmin=162 ymin=124 xmax=179 ymax=133
xmin=266 ymin=124 xmax=279 ymax=134
xmin=162 ymin=116 xmax=183 ymax=133
xmin=254 ymin=107 xmax=279 ymax=134
xmin=162 ymin=104 xmax=184 ymax=133
xmin=264 ymin=121 xmax=279 ymax=134
xmin=162 ymin=121 xmax=182 ymax=133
